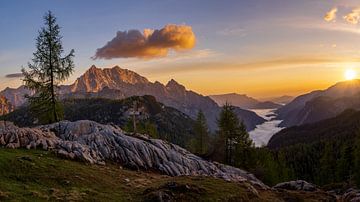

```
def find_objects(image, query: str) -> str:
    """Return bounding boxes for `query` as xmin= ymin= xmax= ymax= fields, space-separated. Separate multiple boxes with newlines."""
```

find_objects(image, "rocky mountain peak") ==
xmin=70 ymin=65 xmax=149 ymax=92
xmin=166 ymin=79 xmax=186 ymax=92
xmin=89 ymin=64 xmax=98 ymax=70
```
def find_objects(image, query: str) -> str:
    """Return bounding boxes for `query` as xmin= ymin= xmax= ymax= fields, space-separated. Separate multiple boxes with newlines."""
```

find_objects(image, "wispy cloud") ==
xmin=324 ymin=7 xmax=338 ymax=22
xmin=323 ymin=6 xmax=360 ymax=25
xmin=148 ymin=49 xmax=218 ymax=62
xmin=93 ymin=24 xmax=196 ymax=60
xmin=139 ymin=55 xmax=360 ymax=75
xmin=217 ymin=27 xmax=247 ymax=37
xmin=282 ymin=16 xmax=360 ymax=36
xmin=114 ymin=49 xmax=218 ymax=69
xmin=344 ymin=8 xmax=360 ymax=24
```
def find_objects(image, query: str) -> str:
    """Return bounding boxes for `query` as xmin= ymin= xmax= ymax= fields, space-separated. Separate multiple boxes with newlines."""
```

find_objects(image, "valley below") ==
xmin=249 ymin=109 xmax=284 ymax=147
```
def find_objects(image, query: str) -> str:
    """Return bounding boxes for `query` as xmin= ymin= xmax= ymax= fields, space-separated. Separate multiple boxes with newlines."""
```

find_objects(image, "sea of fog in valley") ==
xmin=249 ymin=109 xmax=284 ymax=147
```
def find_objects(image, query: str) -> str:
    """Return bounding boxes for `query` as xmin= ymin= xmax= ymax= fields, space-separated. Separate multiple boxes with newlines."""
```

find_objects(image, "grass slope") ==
xmin=0 ymin=148 xmax=334 ymax=201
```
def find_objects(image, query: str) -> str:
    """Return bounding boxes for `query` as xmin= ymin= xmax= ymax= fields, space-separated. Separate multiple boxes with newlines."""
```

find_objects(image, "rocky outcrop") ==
xmin=0 ymin=120 xmax=267 ymax=189
xmin=0 ymin=96 xmax=13 ymax=115
xmin=273 ymin=180 xmax=317 ymax=191
xmin=341 ymin=188 xmax=360 ymax=202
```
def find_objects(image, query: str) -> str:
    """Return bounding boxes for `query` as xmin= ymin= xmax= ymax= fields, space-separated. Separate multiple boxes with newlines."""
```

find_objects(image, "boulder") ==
xmin=342 ymin=188 xmax=360 ymax=202
xmin=273 ymin=180 xmax=317 ymax=191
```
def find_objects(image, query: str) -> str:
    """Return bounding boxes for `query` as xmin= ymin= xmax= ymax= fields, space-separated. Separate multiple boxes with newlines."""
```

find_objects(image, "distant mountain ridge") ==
xmin=210 ymin=93 xmax=282 ymax=109
xmin=0 ymin=65 xmax=265 ymax=131
xmin=268 ymin=109 xmax=360 ymax=149
xmin=277 ymin=80 xmax=360 ymax=127
xmin=0 ymin=86 xmax=32 ymax=107
xmin=261 ymin=95 xmax=294 ymax=105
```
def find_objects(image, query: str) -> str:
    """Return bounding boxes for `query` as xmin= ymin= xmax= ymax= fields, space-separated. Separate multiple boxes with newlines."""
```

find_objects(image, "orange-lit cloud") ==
xmin=93 ymin=24 xmax=196 ymax=59
xmin=344 ymin=8 xmax=360 ymax=24
xmin=324 ymin=7 xmax=337 ymax=22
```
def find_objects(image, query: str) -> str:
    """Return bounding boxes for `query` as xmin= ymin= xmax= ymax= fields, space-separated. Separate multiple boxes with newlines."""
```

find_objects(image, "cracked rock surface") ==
xmin=0 ymin=120 xmax=267 ymax=189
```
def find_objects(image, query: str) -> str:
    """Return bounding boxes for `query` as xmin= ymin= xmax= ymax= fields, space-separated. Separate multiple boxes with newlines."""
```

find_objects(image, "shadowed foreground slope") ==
xmin=0 ymin=149 xmax=336 ymax=201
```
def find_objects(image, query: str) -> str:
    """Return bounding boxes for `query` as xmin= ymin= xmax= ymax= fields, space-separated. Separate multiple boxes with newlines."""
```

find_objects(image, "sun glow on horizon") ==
xmin=345 ymin=69 xmax=357 ymax=80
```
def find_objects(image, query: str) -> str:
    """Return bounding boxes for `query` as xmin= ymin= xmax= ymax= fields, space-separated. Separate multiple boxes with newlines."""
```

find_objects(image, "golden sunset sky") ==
xmin=2 ymin=0 xmax=360 ymax=98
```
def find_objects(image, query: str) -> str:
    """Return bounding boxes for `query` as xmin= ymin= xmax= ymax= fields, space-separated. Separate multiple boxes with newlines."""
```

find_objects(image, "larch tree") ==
xmin=22 ymin=11 xmax=74 ymax=124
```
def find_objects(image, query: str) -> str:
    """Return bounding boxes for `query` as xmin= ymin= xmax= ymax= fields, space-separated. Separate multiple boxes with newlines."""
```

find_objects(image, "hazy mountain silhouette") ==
xmin=277 ymin=80 xmax=360 ymax=127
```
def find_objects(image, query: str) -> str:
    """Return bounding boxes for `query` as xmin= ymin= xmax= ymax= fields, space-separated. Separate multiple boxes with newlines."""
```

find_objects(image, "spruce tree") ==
xmin=22 ymin=11 xmax=74 ymax=124
xmin=193 ymin=110 xmax=209 ymax=155
xmin=217 ymin=103 xmax=253 ymax=165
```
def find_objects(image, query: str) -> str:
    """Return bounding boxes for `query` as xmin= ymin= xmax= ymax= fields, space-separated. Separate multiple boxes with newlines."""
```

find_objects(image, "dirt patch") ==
xmin=143 ymin=181 xmax=206 ymax=202
xmin=0 ymin=190 xmax=9 ymax=200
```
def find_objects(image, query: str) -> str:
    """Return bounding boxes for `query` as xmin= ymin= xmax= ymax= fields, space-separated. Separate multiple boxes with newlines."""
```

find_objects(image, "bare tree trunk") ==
xmin=48 ymin=15 xmax=58 ymax=123
xmin=132 ymin=101 xmax=137 ymax=133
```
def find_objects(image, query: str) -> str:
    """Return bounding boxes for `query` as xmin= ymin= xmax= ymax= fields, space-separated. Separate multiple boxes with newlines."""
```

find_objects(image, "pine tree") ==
xmin=22 ymin=11 xmax=74 ymax=124
xmin=193 ymin=110 xmax=209 ymax=155
xmin=353 ymin=130 xmax=360 ymax=187
xmin=217 ymin=103 xmax=253 ymax=165
xmin=337 ymin=143 xmax=353 ymax=182
xmin=234 ymin=121 xmax=254 ymax=169
xmin=319 ymin=142 xmax=336 ymax=185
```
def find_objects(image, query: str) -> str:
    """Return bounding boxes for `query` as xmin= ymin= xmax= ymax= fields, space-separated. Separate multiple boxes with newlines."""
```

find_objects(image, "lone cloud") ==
xmin=5 ymin=73 xmax=23 ymax=78
xmin=324 ymin=7 xmax=337 ymax=22
xmin=93 ymin=24 xmax=196 ymax=59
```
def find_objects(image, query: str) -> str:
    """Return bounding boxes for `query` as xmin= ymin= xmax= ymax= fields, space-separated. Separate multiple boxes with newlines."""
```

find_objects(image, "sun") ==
xmin=345 ymin=69 xmax=357 ymax=80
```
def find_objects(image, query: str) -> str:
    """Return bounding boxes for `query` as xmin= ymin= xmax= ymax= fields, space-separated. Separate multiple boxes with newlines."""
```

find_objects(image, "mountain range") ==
xmin=210 ymin=93 xmax=282 ymax=109
xmin=0 ymin=65 xmax=265 ymax=131
xmin=276 ymin=80 xmax=360 ymax=127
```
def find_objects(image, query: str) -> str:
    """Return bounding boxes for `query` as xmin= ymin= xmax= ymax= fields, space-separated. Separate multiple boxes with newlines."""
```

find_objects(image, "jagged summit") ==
xmin=166 ymin=79 xmax=186 ymax=92
xmin=69 ymin=65 xmax=149 ymax=92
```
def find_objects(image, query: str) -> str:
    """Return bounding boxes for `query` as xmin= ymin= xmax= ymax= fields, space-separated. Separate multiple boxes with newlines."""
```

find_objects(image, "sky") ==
xmin=1 ymin=0 xmax=360 ymax=98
